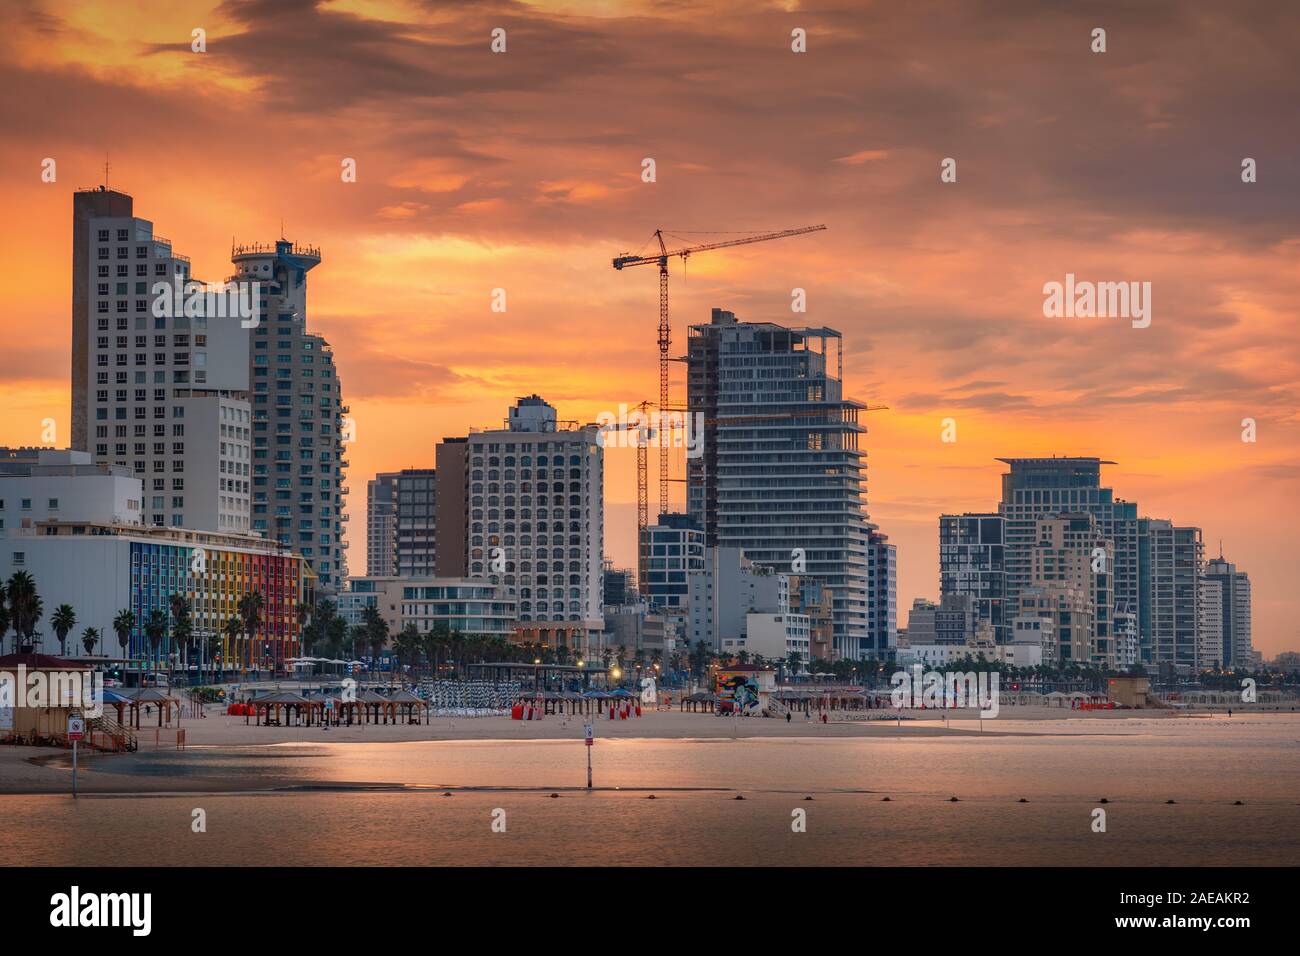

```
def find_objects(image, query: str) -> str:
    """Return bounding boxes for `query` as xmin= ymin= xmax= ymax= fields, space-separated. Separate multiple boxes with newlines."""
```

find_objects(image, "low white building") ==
xmin=720 ymin=612 xmax=810 ymax=661
xmin=347 ymin=575 xmax=516 ymax=639
xmin=1 ymin=447 xmax=142 ymax=533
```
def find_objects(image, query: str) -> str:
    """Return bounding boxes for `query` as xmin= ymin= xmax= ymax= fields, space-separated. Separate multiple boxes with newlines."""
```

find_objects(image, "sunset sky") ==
xmin=1 ymin=0 xmax=1297 ymax=655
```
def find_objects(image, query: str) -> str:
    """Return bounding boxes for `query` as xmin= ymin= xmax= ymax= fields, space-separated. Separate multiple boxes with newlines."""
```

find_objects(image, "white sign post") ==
xmin=584 ymin=723 xmax=594 ymax=789
xmin=67 ymin=714 xmax=85 ymax=798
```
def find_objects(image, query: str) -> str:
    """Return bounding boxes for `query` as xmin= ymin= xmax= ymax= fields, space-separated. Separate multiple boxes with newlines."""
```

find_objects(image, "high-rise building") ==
xmin=235 ymin=240 xmax=348 ymax=592
xmin=466 ymin=396 xmax=604 ymax=656
xmin=1138 ymin=518 xmax=1202 ymax=667
xmin=687 ymin=308 xmax=871 ymax=659
xmin=72 ymin=188 xmax=252 ymax=533
xmin=1029 ymin=513 xmax=1114 ymax=665
xmin=1203 ymin=555 xmax=1252 ymax=667
xmin=366 ymin=472 xmax=398 ymax=576
xmin=939 ymin=512 xmax=1006 ymax=642
xmin=997 ymin=459 xmax=1139 ymax=639
xmin=865 ymin=527 xmax=897 ymax=658
xmin=395 ymin=468 xmax=437 ymax=576
xmin=641 ymin=513 xmax=706 ymax=615
xmin=1197 ymin=577 xmax=1224 ymax=669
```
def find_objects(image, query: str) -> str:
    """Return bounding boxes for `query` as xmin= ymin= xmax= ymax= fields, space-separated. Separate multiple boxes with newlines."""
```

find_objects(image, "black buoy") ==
xmin=949 ymin=796 xmax=960 ymax=802
xmin=734 ymin=794 xmax=745 ymax=801
xmin=881 ymin=796 xmax=891 ymax=801
xmin=549 ymin=793 xmax=559 ymax=799
xmin=647 ymin=794 xmax=656 ymax=800
xmin=1166 ymin=799 xmax=1176 ymax=804
xmin=1018 ymin=798 xmax=1028 ymax=803
xmin=804 ymin=796 xmax=814 ymax=801
xmin=1099 ymin=798 xmax=1109 ymax=804
xmin=1233 ymin=800 xmax=1244 ymax=805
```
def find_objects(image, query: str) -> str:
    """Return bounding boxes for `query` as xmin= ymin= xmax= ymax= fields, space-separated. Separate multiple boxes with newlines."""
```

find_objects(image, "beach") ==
xmin=0 ymin=702 xmax=1286 ymax=796
xmin=1 ymin=710 xmax=1297 ymax=866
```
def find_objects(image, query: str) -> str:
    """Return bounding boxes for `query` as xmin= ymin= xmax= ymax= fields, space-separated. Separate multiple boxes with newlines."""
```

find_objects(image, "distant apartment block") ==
xmin=366 ymin=471 xmax=398 ymax=576
xmin=939 ymin=512 xmax=1006 ymax=642
xmin=395 ymin=468 xmax=437 ymax=576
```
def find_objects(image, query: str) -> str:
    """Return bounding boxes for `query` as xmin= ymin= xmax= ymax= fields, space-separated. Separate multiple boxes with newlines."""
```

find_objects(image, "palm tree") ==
xmin=81 ymin=627 xmax=100 ymax=656
xmin=221 ymin=616 xmax=243 ymax=680
xmin=394 ymin=624 xmax=422 ymax=676
xmin=0 ymin=602 xmax=10 ymax=652
xmin=361 ymin=605 xmax=388 ymax=676
xmin=144 ymin=609 xmax=168 ymax=674
xmin=5 ymin=570 xmax=43 ymax=653
xmin=237 ymin=590 xmax=264 ymax=674
xmin=51 ymin=604 xmax=77 ymax=657
xmin=113 ymin=609 xmax=135 ymax=678
xmin=167 ymin=593 xmax=191 ymax=675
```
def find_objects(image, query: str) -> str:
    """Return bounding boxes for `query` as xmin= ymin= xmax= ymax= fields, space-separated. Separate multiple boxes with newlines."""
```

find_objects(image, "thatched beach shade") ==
xmin=384 ymin=689 xmax=427 ymax=725
xmin=244 ymin=690 xmax=319 ymax=727
xmin=680 ymin=692 xmax=719 ymax=713
xmin=129 ymin=686 xmax=181 ymax=728
xmin=354 ymin=688 xmax=397 ymax=724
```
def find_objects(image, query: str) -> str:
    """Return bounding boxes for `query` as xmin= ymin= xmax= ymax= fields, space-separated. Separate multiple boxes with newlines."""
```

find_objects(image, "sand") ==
xmin=4 ymin=700 xmax=1288 ymax=796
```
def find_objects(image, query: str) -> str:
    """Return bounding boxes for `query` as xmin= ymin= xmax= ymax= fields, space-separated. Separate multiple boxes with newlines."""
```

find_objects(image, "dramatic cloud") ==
xmin=1 ymin=0 xmax=1297 ymax=652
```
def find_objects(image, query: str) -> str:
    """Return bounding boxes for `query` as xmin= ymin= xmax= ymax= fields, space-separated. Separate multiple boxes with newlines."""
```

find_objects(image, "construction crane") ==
xmin=611 ymin=224 xmax=828 ymax=521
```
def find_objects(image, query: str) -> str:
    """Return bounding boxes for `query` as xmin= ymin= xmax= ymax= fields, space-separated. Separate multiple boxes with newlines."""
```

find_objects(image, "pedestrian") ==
xmin=785 ymin=712 xmax=791 ymax=723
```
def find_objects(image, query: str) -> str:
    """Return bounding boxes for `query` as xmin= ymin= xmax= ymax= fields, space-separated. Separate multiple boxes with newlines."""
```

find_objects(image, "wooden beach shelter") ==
xmin=244 ymin=691 xmax=321 ymax=727
xmin=0 ymin=651 xmax=92 ymax=745
xmin=680 ymin=692 xmax=720 ymax=713
xmin=385 ymin=689 xmax=428 ymax=724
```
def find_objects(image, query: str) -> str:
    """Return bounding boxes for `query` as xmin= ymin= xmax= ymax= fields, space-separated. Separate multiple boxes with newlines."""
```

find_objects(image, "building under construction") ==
xmin=686 ymin=308 xmax=877 ymax=660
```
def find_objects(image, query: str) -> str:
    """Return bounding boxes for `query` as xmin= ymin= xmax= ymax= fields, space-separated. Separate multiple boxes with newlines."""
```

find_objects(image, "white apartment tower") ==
xmin=1203 ymin=555 xmax=1252 ymax=668
xmin=466 ymin=396 xmax=604 ymax=656
xmin=72 ymin=188 xmax=251 ymax=533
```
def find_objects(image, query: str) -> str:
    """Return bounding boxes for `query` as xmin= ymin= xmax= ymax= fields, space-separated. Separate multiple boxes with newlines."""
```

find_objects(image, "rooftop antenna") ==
xmin=103 ymin=153 xmax=110 ymax=190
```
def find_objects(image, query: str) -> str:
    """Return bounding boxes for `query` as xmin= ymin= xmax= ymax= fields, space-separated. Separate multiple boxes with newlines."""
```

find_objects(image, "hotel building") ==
xmin=466 ymin=396 xmax=604 ymax=656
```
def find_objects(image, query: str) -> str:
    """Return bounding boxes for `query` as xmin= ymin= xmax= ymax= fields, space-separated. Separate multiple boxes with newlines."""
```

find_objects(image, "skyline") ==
xmin=1 ymin=0 xmax=1297 ymax=654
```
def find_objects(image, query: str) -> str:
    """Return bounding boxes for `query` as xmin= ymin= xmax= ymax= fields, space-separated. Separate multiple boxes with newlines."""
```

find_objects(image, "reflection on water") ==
xmin=3 ymin=717 xmax=1298 ymax=866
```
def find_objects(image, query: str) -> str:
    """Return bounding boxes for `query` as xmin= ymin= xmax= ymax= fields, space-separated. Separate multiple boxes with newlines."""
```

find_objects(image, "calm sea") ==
xmin=2 ymin=716 xmax=1297 ymax=865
